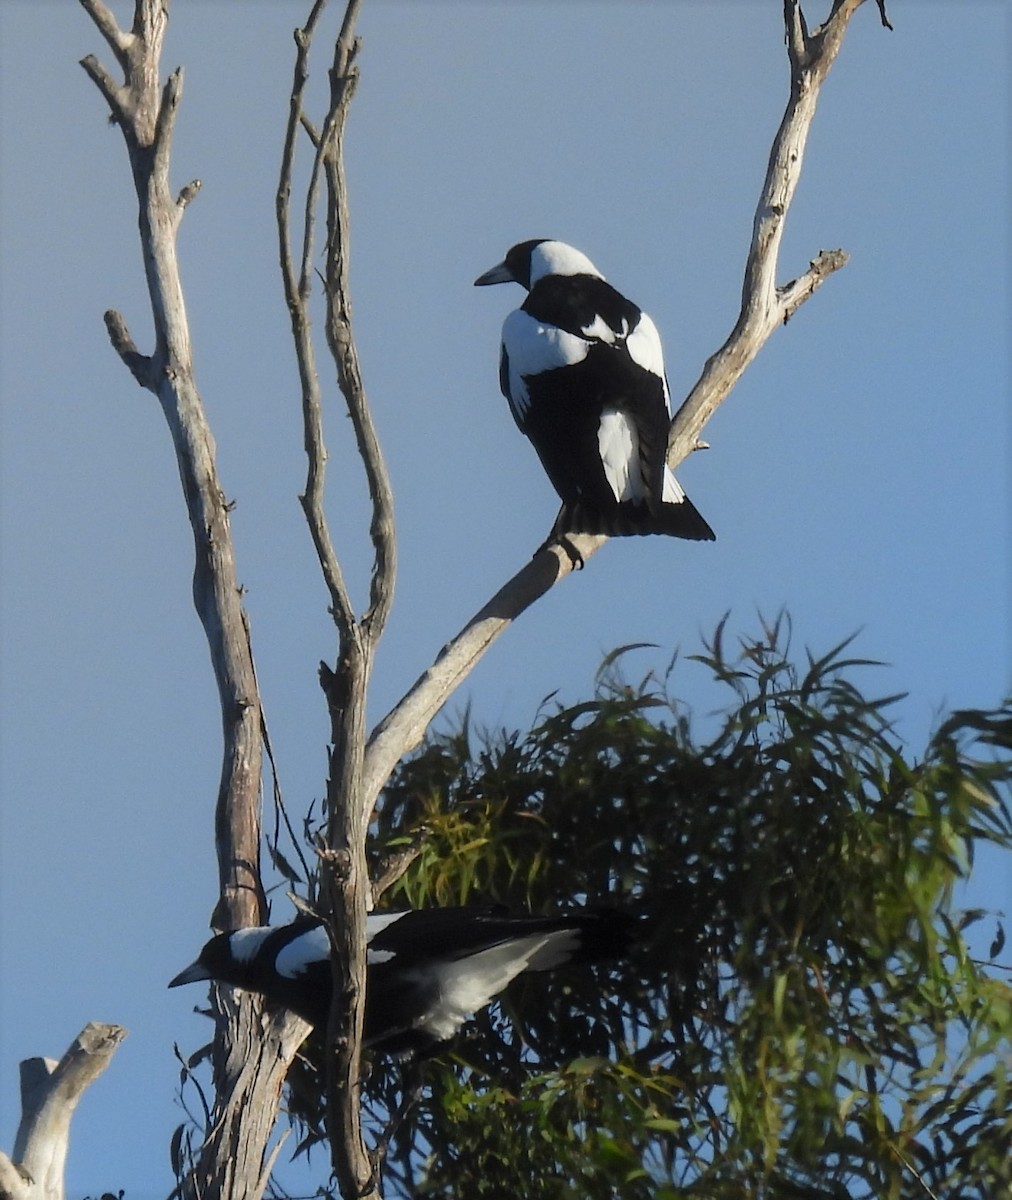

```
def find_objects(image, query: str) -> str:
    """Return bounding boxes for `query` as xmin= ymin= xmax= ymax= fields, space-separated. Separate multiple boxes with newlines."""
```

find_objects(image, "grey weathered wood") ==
xmin=79 ymin=2 xmax=311 ymax=1197
xmin=0 ymin=1024 xmax=126 ymax=1200
xmin=276 ymin=1 xmax=388 ymax=1193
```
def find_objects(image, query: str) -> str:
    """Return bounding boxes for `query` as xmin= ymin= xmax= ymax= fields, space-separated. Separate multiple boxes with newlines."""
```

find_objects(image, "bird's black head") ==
xmin=474 ymin=238 xmax=550 ymax=289
xmin=474 ymin=240 xmax=603 ymax=291
xmin=502 ymin=239 xmax=551 ymax=288
xmin=168 ymin=928 xmax=267 ymax=991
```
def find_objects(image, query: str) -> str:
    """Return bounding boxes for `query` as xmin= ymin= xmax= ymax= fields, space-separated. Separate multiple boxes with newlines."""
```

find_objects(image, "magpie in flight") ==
xmin=475 ymin=239 xmax=714 ymax=544
xmin=170 ymin=905 xmax=632 ymax=1058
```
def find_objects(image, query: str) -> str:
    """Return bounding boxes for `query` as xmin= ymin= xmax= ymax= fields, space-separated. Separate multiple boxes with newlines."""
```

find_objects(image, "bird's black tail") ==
xmin=567 ymin=909 xmax=638 ymax=963
xmin=555 ymin=495 xmax=715 ymax=541
xmin=526 ymin=909 xmax=638 ymax=972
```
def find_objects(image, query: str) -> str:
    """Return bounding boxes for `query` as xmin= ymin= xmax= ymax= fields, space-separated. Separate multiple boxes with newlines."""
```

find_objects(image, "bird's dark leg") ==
xmin=554 ymin=535 xmax=585 ymax=570
xmin=533 ymin=508 xmax=584 ymax=569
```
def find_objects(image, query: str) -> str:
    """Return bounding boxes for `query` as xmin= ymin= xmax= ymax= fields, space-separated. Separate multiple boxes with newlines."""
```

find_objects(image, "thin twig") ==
xmin=889 ymin=1142 xmax=940 ymax=1200
xmin=77 ymin=0 xmax=133 ymax=70
xmin=779 ymin=248 xmax=850 ymax=323
xmin=277 ymin=2 xmax=357 ymax=630
xmin=78 ymin=53 xmax=130 ymax=124
xmin=665 ymin=0 xmax=868 ymax=467
xmin=320 ymin=0 xmax=397 ymax=642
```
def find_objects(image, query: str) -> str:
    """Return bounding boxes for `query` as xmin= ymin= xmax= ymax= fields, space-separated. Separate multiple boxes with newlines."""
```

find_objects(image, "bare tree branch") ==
xmin=102 ymin=309 xmax=156 ymax=388
xmin=370 ymin=827 xmax=430 ymax=906
xmin=80 ymin=0 xmax=261 ymax=945
xmin=666 ymin=0 xmax=872 ymax=466
xmin=321 ymin=1 xmax=397 ymax=642
xmin=278 ymin=1 xmax=356 ymax=631
xmin=78 ymin=53 xmax=130 ymax=125
xmin=361 ymin=0 xmax=881 ymax=813
xmin=275 ymin=2 xmax=385 ymax=1194
xmin=0 ymin=1023 xmax=126 ymax=1200
xmin=362 ymin=543 xmax=580 ymax=808
xmin=78 ymin=0 xmax=133 ymax=69
xmin=180 ymin=995 xmax=311 ymax=1200
xmin=317 ymin=4 xmax=387 ymax=1187
xmin=779 ymin=247 xmax=850 ymax=323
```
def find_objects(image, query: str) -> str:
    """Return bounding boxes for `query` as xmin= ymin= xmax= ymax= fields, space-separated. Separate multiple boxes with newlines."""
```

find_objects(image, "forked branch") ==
xmin=666 ymin=0 xmax=891 ymax=462
xmin=322 ymin=5 xmax=397 ymax=642
xmin=275 ymin=2 xmax=388 ymax=1195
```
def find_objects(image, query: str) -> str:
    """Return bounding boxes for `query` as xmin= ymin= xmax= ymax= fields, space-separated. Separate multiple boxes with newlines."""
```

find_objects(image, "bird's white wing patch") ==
xmin=625 ymin=312 xmax=671 ymax=409
xmin=365 ymin=912 xmax=411 ymax=962
xmin=275 ymin=926 xmax=329 ymax=978
xmin=598 ymin=408 xmax=646 ymax=502
xmin=228 ymin=928 xmax=274 ymax=964
xmin=661 ymin=464 xmax=687 ymax=504
xmin=366 ymin=911 xmax=409 ymax=939
xmin=580 ymin=312 xmax=628 ymax=344
xmin=418 ymin=933 xmax=555 ymax=1043
xmin=501 ymin=309 xmax=590 ymax=425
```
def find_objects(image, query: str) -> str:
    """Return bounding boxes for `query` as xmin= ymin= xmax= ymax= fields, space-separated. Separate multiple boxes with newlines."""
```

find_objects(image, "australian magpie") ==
xmin=475 ymin=239 xmax=715 ymax=543
xmin=170 ymin=905 xmax=632 ymax=1058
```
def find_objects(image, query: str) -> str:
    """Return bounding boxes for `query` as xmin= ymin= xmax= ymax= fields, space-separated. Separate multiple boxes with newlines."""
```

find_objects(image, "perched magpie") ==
xmin=170 ymin=905 xmax=632 ymax=1057
xmin=475 ymin=239 xmax=715 ymax=542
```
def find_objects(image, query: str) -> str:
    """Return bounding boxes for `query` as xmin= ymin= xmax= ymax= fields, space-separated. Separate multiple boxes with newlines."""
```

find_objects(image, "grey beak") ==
xmin=168 ymin=960 xmax=212 ymax=988
xmin=474 ymin=261 xmax=515 ymax=287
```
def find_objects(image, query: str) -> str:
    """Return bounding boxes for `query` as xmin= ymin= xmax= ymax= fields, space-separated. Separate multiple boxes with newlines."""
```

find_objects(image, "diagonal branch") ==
xmin=78 ymin=51 xmax=130 ymax=125
xmin=361 ymin=0 xmax=884 ymax=813
xmin=78 ymin=0 xmax=133 ymax=69
xmin=362 ymin=543 xmax=579 ymax=809
xmin=666 ymin=0 xmax=875 ymax=466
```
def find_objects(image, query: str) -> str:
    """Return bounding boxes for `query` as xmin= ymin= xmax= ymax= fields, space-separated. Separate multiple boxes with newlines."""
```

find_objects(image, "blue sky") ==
xmin=0 ymin=2 xmax=1008 ymax=1195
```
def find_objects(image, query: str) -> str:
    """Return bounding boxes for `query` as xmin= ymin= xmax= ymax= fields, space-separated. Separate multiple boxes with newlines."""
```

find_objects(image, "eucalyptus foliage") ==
xmin=284 ymin=617 xmax=1011 ymax=1199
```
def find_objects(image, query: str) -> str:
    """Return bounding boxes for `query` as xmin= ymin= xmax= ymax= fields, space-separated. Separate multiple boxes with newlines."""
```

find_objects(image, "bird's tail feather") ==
xmin=555 ymin=495 xmax=715 ymax=541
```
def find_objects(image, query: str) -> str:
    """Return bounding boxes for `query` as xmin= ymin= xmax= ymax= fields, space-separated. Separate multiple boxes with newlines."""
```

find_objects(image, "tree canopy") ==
xmin=295 ymin=616 xmax=1012 ymax=1199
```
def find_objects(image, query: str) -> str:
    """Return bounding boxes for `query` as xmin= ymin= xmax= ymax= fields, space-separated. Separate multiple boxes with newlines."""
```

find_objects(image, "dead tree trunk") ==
xmin=78 ymin=3 xmax=309 ymax=1197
